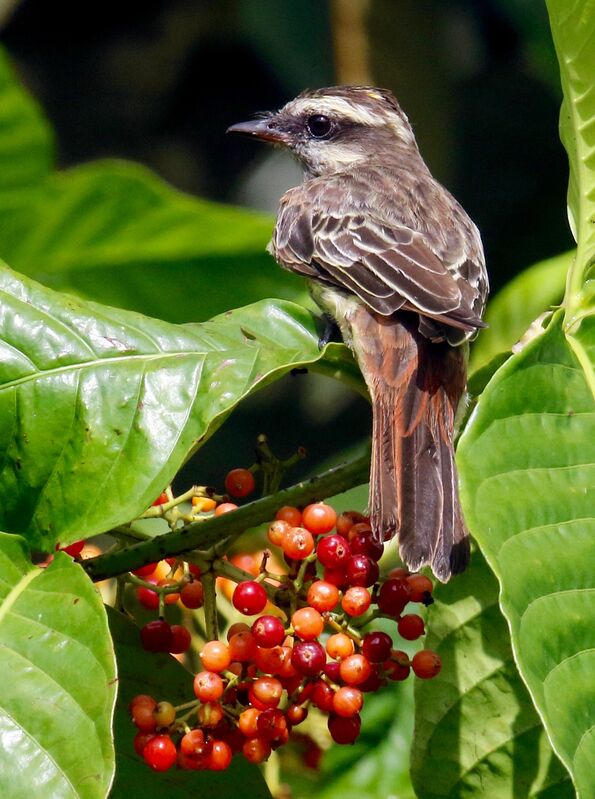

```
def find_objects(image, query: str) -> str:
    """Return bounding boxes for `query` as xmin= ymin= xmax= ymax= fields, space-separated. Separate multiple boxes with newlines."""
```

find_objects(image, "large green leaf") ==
xmin=0 ymin=533 xmax=116 ymax=798
xmin=0 ymin=160 xmax=308 ymax=323
xmin=470 ymin=251 xmax=570 ymax=372
xmin=547 ymin=0 xmax=595 ymax=400
xmin=0 ymin=264 xmax=358 ymax=549
xmin=0 ymin=49 xmax=307 ymax=323
xmin=411 ymin=547 xmax=572 ymax=798
xmin=108 ymin=608 xmax=271 ymax=798
xmin=457 ymin=313 xmax=595 ymax=798
xmin=0 ymin=50 xmax=54 ymax=191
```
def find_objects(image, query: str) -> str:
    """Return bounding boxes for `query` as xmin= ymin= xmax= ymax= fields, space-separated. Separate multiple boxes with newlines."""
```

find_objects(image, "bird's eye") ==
xmin=307 ymin=114 xmax=332 ymax=138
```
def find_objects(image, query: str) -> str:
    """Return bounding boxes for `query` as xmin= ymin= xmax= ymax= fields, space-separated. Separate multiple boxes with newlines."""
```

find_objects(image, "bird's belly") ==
xmin=308 ymin=282 xmax=363 ymax=349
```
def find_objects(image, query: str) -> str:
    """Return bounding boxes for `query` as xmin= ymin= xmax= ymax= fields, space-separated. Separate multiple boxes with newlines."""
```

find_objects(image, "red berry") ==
xmin=136 ymin=583 xmax=159 ymax=610
xmin=358 ymin=664 xmax=383 ymax=692
xmin=328 ymin=713 xmax=361 ymax=744
xmin=180 ymin=580 xmax=204 ymax=609
xmin=140 ymin=620 xmax=172 ymax=652
xmin=256 ymin=707 xmax=288 ymax=741
xmin=215 ymin=502 xmax=238 ymax=516
xmin=275 ymin=506 xmax=302 ymax=526
xmin=385 ymin=650 xmax=411 ymax=681
xmin=324 ymin=660 xmax=341 ymax=682
xmin=333 ymin=686 xmax=363 ymax=717
xmin=243 ymin=736 xmax=271 ymax=763
xmin=311 ymin=679 xmax=335 ymax=712
xmin=323 ymin=566 xmax=349 ymax=588
xmin=131 ymin=702 xmax=157 ymax=733
xmin=307 ymin=580 xmax=339 ymax=612
xmin=283 ymin=526 xmax=315 ymax=559
xmin=267 ymin=519 xmax=290 ymax=547
xmin=152 ymin=492 xmax=169 ymax=506
xmin=339 ymin=654 xmax=372 ymax=685
xmin=286 ymin=704 xmax=308 ymax=725
xmin=341 ymin=585 xmax=371 ymax=617
xmin=232 ymin=580 xmax=268 ymax=615
xmin=302 ymin=502 xmax=337 ymax=535
xmin=412 ymin=649 xmax=442 ymax=679
xmin=132 ymin=562 xmax=158 ymax=578
xmin=377 ymin=578 xmax=413 ymax=616
xmin=326 ymin=632 xmax=355 ymax=660
xmin=397 ymin=614 xmax=425 ymax=641
xmin=316 ymin=534 xmax=351 ymax=569
xmin=346 ymin=554 xmax=379 ymax=587
xmin=335 ymin=512 xmax=356 ymax=537
xmin=193 ymin=671 xmax=224 ymax=702
xmin=406 ymin=573 xmax=434 ymax=604
xmin=362 ymin=631 xmax=392 ymax=663
xmin=143 ymin=735 xmax=177 ymax=771
xmin=200 ymin=640 xmax=231 ymax=672
xmin=227 ymin=622 xmax=251 ymax=640
xmin=291 ymin=640 xmax=326 ymax=676
xmin=228 ymin=630 xmax=257 ymax=662
xmin=57 ymin=540 xmax=85 ymax=558
xmin=133 ymin=731 xmax=155 ymax=756
xmin=291 ymin=607 xmax=324 ymax=641
xmin=225 ymin=468 xmax=256 ymax=498
xmin=180 ymin=728 xmax=210 ymax=757
xmin=197 ymin=701 xmax=224 ymax=728
xmin=248 ymin=677 xmax=283 ymax=710
xmin=205 ymin=739 xmax=232 ymax=770
xmin=129 ymin=694 xmax=156 ymax=713
xmin=251 ymin=615 xmax=285 ymax=648
xmin=169 ymin=624 xmax=191 ymax=654
xmin=239 ymin=707 xmax=261 ymax=737
xmin=349 ymin=531 xmax=384 ymax=562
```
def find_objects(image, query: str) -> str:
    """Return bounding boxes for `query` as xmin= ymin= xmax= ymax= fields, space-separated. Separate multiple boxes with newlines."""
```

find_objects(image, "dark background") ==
xmin=1 ymin=0 xmax=574 ymax=486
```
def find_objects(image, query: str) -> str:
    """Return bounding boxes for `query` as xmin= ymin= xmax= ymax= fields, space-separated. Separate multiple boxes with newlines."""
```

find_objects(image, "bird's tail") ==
xmin=352 ymin=309 xmax=469 ymax=582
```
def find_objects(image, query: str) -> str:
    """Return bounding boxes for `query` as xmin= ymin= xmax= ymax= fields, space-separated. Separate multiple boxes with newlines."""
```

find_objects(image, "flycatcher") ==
xmin=228 ymin=86 xmax=488 ymax=581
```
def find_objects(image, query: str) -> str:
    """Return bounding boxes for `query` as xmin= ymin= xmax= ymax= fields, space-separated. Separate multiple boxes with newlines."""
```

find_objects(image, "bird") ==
xmin=227 ymin=86 xmax=488 ymax=581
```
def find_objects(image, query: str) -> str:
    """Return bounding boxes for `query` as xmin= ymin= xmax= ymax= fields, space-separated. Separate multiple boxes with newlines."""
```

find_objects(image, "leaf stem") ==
xmin=201 ymin=569 xmax=219 ymax=641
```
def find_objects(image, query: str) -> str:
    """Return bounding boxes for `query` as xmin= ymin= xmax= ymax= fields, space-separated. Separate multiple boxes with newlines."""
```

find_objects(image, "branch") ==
xmin=82 ymin=452 xmax=370 ymax=582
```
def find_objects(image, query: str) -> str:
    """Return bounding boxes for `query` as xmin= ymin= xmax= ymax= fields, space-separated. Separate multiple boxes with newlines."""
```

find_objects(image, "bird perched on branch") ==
xmin=228 ymin=86 xmax=488 ymax=581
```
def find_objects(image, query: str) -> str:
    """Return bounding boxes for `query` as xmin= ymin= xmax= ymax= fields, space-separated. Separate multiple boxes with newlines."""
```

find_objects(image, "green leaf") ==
xmin=0 ymin=264 xmax=358 ymax=549
xmin=0 ymin=533 xmax=116 ymax=798
xmin=469 ymin=252 xmax=570 ymax=372
xmin=457 ymin=313 xmax=595 ymax=799
xmin=0 ymin=49 xmax=54 ymax=191
xmin=411 ymin=547 xmax=572 ymax=798
xmin=546 ymin=0 xmax=595 ymax=323
xmin=0 ymin=160 xmax=308 ymax=323
xmin=108 ymin=608 xmax=271 ymax=799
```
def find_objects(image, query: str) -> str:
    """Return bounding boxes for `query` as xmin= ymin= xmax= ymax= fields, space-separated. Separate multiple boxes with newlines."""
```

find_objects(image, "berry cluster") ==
xmin=130 ymin=494 xmax=441 ymax=773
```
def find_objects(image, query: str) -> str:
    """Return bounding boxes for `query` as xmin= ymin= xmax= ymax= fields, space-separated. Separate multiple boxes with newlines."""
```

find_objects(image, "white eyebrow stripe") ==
xmin=286 ymin=97 xmax=390 ymax=127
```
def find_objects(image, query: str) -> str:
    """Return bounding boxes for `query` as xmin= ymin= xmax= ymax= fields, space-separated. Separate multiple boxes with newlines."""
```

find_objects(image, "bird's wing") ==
xmin=272 ymin=183 xmax=486 ymax=334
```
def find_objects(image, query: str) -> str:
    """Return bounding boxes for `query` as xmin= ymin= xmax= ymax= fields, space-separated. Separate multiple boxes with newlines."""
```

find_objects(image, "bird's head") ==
xmin=227 ymin=86 xmax=419 ymax=177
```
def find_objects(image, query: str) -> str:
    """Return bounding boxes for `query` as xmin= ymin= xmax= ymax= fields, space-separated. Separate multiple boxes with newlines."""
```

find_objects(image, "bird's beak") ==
xmin=226 ymin=117 xmax=290 ymax=145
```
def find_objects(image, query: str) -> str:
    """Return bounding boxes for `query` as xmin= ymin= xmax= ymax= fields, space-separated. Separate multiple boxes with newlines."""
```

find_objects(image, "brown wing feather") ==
xmin=271 ymin=174 xmax=487 ymax=340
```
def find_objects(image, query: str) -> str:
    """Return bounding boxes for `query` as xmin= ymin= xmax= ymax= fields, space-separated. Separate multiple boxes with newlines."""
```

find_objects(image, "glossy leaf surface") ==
xmin=458 ymin=314 xmax=595 ymax=798
xmin=0 ymin=160 xmax=308 ymax=323
xmin=0 ymin=533 xmax=116 ymax=798
xmin=0 ymin=265 xmax=357 ymax=549
xmin=411 ymin=548 xmax=572 ymax=798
